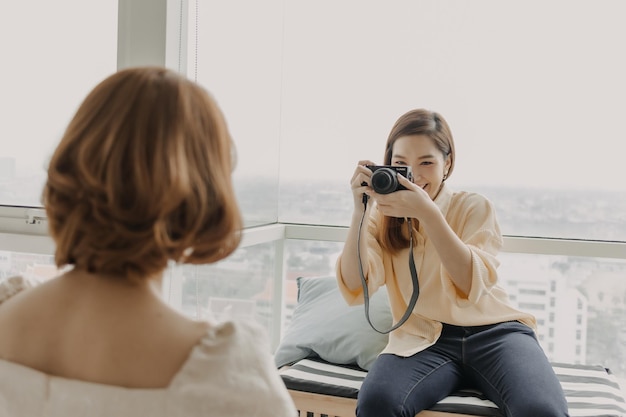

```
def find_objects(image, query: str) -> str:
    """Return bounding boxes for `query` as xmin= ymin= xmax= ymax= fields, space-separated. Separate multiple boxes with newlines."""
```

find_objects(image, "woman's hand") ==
xmin=350 ymin=160 xmax=376 ymax=212
xmin=371 ymin=173 xmax=437 ymax=221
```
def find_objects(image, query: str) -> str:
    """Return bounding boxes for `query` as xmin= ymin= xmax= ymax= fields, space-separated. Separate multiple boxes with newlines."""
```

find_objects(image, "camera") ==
xmin=366 ymin=165 xmax=413 ymax=194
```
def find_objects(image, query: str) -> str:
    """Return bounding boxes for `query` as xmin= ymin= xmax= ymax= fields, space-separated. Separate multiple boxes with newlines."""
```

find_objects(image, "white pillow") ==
xmin=274 ymin=275 xmax=391 ymax=370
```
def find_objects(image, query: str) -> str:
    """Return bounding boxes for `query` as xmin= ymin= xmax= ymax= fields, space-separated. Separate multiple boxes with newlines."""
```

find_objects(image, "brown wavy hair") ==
xmin=378 ymin=109 xmax=455 ymax=253
xmin=43 ymin=67 xmax=242 ymax=282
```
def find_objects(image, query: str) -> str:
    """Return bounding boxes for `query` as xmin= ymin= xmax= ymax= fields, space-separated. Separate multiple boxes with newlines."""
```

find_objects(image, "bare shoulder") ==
xmin=0 ymin=275 xmax=56 ymax=326
xmin=0 ymin=273 xmax=212 ymax=388
xmin=0 ymin=276 xmax=58 ymax=359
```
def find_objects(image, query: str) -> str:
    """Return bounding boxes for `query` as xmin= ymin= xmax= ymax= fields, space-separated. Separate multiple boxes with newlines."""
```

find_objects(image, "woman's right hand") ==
xmin=350 ymin=160 xmax=376 ymax=212
xmin=340 ymin=160 xmax=377 ymax=291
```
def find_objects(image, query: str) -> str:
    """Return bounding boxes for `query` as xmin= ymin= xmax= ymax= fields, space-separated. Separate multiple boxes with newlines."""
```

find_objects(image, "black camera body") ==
xmin=366 ymin=165 xmax=413 ymax=194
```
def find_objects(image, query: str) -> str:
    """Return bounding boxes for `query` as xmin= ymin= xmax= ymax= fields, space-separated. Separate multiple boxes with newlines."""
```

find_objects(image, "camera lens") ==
xmin=371 ymin=168 xmax=398 ymax=194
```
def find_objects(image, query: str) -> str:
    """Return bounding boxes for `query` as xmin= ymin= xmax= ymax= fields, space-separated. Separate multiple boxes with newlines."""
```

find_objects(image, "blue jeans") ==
xmin=357 ymin=321 xmax=569 ymax=417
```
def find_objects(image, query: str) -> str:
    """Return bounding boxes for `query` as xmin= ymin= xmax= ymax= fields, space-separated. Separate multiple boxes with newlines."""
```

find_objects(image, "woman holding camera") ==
xmin=336 ymin=109 xmax=568 ymax=417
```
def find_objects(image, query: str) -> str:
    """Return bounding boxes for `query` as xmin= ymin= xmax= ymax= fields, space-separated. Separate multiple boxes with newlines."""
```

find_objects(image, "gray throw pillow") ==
xmin=274 ymin=275 xmax=392 ymax=370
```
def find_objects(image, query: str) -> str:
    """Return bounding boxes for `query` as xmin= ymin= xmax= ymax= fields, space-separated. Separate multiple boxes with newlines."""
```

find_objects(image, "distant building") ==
xmin=501 ymin=263 xmax=588 ymax=364
xmin=0 ymin=251 xmax=56 ymax=281
xmin=579 ymin=270 xmax=626 ymax=376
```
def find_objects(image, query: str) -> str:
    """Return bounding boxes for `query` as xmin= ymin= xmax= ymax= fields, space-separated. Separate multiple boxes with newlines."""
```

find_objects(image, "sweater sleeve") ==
xmin=441 ymin=193 xmax=504 ymax=307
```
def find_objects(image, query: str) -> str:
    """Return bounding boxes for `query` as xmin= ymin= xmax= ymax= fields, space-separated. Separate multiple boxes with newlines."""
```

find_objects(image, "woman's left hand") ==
xmin=371 ymin=174 xmax=436 ymax=221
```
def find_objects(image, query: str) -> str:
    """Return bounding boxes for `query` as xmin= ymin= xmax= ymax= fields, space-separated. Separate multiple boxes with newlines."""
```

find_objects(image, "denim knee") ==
xmin=503 ymin=394 xmax=569 ymax=417
xmin=356 ymin=392 xmax=407 ymax=417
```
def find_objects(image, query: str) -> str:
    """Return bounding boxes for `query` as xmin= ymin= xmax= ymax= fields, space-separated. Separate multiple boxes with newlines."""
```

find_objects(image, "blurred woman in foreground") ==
xmin=0 ymin=66 xmax=296 ymax=417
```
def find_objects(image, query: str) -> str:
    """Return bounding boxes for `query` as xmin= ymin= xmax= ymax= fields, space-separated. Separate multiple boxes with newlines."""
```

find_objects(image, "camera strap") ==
xmin=357 ymin=195 xmax=420 ymax=334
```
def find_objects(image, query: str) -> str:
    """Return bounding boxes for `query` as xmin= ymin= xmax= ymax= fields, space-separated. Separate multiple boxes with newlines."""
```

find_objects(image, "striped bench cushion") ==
xmin=280 ymin=359 xmax=626 ymax=417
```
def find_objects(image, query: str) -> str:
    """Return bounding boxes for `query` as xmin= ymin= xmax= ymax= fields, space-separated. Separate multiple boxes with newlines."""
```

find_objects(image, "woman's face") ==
xmin=390 ymin=134 xmax=451 ymax=200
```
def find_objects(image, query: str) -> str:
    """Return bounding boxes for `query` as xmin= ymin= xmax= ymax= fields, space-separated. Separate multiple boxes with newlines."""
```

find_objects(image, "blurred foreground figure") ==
xmin=0 ymin=67 xmax=296 ymax=417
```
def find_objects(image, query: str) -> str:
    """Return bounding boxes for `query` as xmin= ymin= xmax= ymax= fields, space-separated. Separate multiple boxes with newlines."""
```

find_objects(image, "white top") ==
xmin=0 ymin=277 xmax=297 ymax=417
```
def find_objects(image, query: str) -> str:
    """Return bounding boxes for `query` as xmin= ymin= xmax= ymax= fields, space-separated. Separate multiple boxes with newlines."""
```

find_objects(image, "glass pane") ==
xmin=274 ymin=0 xmax=626 ymax=241
xmin=165 ymin=242 xmax=279 ymax=341
xmin=0 ymin=251 xmax=57 ymax=281
xmin=499 ymin=253 xmax=626 ymax=395
xmin=0 ymin=1 xmax=118 ymax=207
xmin=283 ymin=239 xmax=344 ymax=326
xmin=191 ymin=0 xmax=284 ymax=227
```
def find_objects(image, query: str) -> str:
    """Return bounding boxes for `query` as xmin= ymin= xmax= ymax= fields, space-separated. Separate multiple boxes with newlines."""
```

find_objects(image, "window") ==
xmin=0 ymin=1 xmax=118 ymax=207
xmin=0 ymin=251 xmax=57 ymax=281
xmin=519 ymin=289 xmax=546 ymax=296
xmin=165 ymin=241 xmax=282 ymax=342
xmin=190 ymin=1 xmax=626 ymax=240
xmin=190 ymin=0 xmax=284 ymax=227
